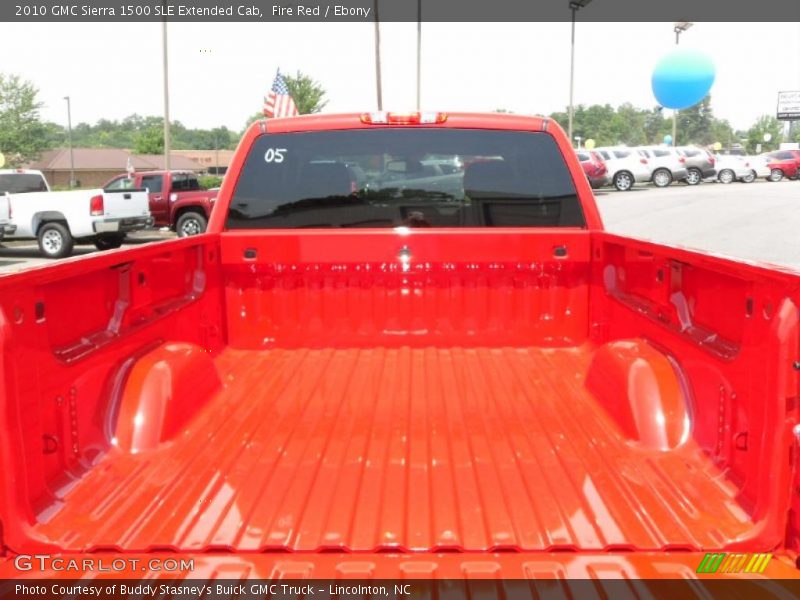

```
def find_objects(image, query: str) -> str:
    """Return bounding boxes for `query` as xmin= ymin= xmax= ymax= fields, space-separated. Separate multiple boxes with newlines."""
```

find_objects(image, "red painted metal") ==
xmin=586 ymin=339 xmax=689 ymax=450
xmin=1 ymin=113 xmax=800 ymax=576
xmin=115 ymin=342 xmax=221 ymax=453
xmin=2 ymin=551 xmax=799 ymax=580
xmin=220 ymin=230 xmax=591 ymax=349
xmin=11 ymin=345 xmax=761 ymax=552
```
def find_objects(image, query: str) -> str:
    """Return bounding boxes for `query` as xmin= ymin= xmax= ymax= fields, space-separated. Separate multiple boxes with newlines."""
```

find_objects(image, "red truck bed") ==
xmin=2 ymin=114 xmax=800 ymax=578
xmin=34 ymin=344 xmax=748 ymax=552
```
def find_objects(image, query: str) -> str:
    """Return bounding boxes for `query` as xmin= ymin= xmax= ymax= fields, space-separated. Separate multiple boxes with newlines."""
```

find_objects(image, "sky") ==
xmin=1 ymin=21 xmax=799 ymax=133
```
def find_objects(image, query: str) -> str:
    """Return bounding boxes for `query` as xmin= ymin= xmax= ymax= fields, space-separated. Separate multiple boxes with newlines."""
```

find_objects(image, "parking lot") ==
xmin=595 ymin=179 xmax=800 ymax=270
xmin=0 ymin=179 xmax=797 ymax=275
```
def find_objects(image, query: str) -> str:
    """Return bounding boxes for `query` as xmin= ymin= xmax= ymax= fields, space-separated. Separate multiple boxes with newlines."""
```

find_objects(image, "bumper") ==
xmin=672 ymin=168 xmax=688 ymax=180
xmin=589 ymin=175 xmax=609 ymax=188
xmin=701 ymin=167 xmax=717 ymax=178
xmin=0 ymin=223 xmax=16 ymax=239
xmin=93 ymin=216 xmax=153 ymax=234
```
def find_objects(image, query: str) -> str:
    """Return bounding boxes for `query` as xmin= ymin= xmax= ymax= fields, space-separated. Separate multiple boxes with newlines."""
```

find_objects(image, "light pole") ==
xmin=64 ymin=96 xmax=75 ymax=188
xmin=416 ymin=0 xmax=422 ymax=110
xmin=63 ymin=96 xmax=75 ymax=188
xmin=162 ymin=18 xmax=171 ymax=170
xmin=672 ymin=21 xmax=693 ymax=146
xmin=374 ymin=0 xmax=383 ymax=110
xmin=568 ymin=0 xmax=593 ymax=147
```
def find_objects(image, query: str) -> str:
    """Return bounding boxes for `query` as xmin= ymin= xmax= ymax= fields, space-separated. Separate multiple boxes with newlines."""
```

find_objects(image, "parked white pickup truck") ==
xmin=0 ymin=169 xmax=152 ymax=258
xmin=0 ymin=193 xmax=12 ymax=240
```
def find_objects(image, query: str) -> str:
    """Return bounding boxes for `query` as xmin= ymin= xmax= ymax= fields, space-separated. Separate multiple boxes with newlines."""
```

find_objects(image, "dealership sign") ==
xmin=777 ymin=91 xmax=800 ymax=120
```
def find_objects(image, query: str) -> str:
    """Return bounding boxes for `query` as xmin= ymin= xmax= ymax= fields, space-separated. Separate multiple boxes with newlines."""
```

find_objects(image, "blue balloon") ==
xmin=652 ymin=49 xmax=716 ymax=110
xmin=663 ymin=134 xmax=673 ymax=145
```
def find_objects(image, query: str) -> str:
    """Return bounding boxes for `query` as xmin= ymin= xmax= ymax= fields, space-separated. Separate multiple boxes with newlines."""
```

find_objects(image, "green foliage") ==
xmin=244 ymin=111 xmax=264 ymax=131
xmin=550 ymin=95 xmax=736 ymax=148
xmin=746 ymin=115 xmax=784 ymax=153
xmin=241 ymin=71 xmax=328 ymax=131
xmin=0 ymin=73 xmax=49 ymax=166
xmin=551 ymin=103 xmax=659 ymax=146
xmin=676 ymin=96 xmax=715 ymax=145
xmin=133 ymin=126 xmax=164 ymax=154
xmin=198 ymin=175 xmax=223 ymax=189
xmin=793 ymin=124 xmax=800 ymax=144
xmin=710 ymin=118 xmax=736 ymax=149
xmin=283 ymin=71 xmax=328 ymax=115
xmin=40 ymin=113 xmax=239 ymax=152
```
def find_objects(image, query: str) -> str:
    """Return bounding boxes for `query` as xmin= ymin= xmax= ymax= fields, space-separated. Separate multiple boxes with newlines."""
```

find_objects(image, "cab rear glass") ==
xmin=226 ymin=128 xmax=585 ymax=229
xmin=0 ymin=173 xmax=48 ymax=194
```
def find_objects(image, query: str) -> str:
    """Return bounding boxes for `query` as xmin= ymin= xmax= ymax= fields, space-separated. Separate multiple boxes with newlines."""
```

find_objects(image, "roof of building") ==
xmin=172 ymin=149 xmax=235 ymax=167
xmin=27 ymin=148 xmax=204 ymax=172
xmin=136 ymin=154 xmax=209 ymax=171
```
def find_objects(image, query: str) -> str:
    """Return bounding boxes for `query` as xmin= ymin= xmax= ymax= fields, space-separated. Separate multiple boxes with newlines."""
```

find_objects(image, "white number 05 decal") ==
xmin=264 ymin=148 xmax=287 ymax=163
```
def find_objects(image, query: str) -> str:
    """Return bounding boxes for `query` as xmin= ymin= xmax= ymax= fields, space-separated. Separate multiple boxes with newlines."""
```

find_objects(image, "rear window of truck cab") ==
xmin=226 ymin=128 xmax=585 ymax=229
xmin=0 ymin=173 xmax=48 ymax=194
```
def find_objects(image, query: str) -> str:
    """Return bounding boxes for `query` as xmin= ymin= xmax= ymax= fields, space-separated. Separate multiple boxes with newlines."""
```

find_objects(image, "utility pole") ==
xmin=374 ymin=0 xmax=383 ymax=110
xmin=416 ymin=0 xmax=422 ymax=110
xmin=214 ymin=135 xmax=219 ymax=175
xmin=63 ymin=96 xmax=75 ymax=188
xmin=568 ymin=0 xmax=594 ymax=148
xmin=162 ymin=18 xmax=172 ymax=170
xmin=672 ymin=21 xmax=693 ymax=146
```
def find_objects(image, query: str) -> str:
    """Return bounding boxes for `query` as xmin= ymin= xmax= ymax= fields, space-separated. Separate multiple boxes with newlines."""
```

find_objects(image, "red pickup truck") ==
xmin=2 ymin=112 xmax=800 ymax=583
xmin=105 ymin=170 xmax=217 ymax=236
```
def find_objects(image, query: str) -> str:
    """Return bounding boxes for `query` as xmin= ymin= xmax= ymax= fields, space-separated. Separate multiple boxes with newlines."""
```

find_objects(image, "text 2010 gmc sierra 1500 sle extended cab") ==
xmin=2 ymin=112 xmax=800 ymax=582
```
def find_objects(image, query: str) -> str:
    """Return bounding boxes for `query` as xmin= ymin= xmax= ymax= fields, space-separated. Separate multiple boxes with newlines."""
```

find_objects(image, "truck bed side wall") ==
xmin=0 ymin=237 xmax=225 ymax=549
xmin=591 ymin=231 xmax=800 ymax=549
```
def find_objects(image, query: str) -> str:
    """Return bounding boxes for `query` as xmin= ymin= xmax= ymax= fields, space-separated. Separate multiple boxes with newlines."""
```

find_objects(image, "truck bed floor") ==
xmin=34 ymin=346 xmax=753 ymax=552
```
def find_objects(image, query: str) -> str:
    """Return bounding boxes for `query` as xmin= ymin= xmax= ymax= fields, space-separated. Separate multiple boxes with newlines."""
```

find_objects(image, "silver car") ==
xmin=676 ymin=146 xmax=717 ymax=185
xmin=636 ymin=147 xmax=688 ymax=187
xmin=594 ymin=147 xmax=654 ymax=191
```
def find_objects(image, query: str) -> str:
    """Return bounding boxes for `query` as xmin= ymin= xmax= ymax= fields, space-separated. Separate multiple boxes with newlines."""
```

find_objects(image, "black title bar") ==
xmin=3 ymin=0 xmax=800 ymax=22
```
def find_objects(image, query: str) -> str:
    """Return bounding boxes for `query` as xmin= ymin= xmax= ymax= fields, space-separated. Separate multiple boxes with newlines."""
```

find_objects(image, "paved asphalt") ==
xmin=0 ymin=179 xmax=796 ymax=275
xmin=594 ymin=179 xmax=799 ymax=271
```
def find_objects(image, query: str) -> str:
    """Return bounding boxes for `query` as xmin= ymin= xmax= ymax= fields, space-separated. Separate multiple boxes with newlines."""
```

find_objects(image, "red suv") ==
xmin=577 ymin=150 xmax=608 ymax=189
xmin=766 ymin=150 xmax=800 ymax=182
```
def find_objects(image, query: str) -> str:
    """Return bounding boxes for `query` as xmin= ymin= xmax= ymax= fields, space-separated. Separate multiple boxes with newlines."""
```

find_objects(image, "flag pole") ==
xmin=416 ymin=0 xmax=421 ymax=110
xmin=374 ymin=0 xmax=383 ymax=110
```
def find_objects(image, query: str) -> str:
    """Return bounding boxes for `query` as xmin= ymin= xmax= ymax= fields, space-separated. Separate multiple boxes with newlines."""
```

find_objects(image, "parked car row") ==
xmin=0 ymin=169 xmax=218 ymax=258
xmin=578 ymin=145 xmax=800 ymax=191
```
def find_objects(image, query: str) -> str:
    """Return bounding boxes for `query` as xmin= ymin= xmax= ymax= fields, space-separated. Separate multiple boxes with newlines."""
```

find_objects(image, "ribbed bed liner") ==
xmin=33 ymin=345 xmax=753 ymax=552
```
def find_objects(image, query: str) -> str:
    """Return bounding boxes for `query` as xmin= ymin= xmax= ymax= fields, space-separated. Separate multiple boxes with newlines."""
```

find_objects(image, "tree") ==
xmin=133 ymin=126 xmax=164 ymax=154
xmin=710 ymin=118 xmax=735 ymax=150
xmin=284 ymin=71 xmax=328 ymax=115
xmin=0 ymin=73 xmax=49 ymax=166
xmin=677 ymin=95 xmax=715 ymax=146
xmin=644 ymin=107 xmax=670 ymax=144
xmin=243 ymin=111 xmax=263 ymax=131
xmin=745 ymin=115 xmax=783 ymax=153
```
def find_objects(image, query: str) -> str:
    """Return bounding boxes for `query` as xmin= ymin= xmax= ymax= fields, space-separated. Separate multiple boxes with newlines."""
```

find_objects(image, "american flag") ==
xmin=263 ymin=71 xmax=299 ymax=118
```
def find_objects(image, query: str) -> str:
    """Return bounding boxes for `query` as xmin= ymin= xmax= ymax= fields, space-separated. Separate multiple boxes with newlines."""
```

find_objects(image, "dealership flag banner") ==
xmin=263 ymin=70 xmax=299 ymax=118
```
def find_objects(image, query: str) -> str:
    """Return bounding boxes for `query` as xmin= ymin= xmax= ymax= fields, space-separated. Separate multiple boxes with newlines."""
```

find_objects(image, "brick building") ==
xmin=27 ymin=148 xmax=204 ymax=188
xmin=172 ymin=149 xmax=234 ymax=175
